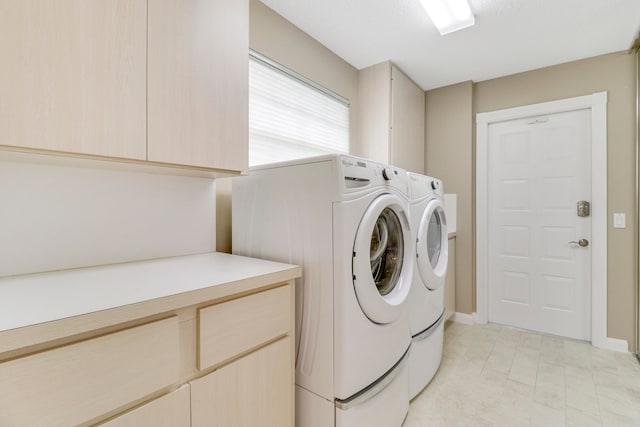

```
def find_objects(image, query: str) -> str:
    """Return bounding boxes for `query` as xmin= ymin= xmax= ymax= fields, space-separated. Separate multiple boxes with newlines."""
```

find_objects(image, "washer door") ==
xmin=352 ymin=194 xmax=413 ymax=324
xmin=416 ymin=198 xmax=448 ymax=290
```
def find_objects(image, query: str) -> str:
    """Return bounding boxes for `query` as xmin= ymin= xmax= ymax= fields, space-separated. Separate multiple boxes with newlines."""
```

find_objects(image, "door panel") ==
xmin=488 ymin=109 xmax=591 ymax=340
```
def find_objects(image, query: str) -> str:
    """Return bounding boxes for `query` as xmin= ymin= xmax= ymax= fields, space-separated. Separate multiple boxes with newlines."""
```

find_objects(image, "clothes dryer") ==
xmin=233 ymin=154 xmax=413 ymax=427
xmin=407 ymin=172 xmax=449 ymax=399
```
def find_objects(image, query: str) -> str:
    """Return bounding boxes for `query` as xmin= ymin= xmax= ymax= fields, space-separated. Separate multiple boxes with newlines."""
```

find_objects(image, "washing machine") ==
xmin=407 ymin=172 xmax=449 ymax=399
xmin=232 ymin=154 xmax=413 ymax=427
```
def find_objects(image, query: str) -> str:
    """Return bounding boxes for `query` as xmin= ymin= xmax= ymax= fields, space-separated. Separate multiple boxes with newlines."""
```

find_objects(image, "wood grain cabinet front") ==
xmin=0 ymin=0 xmax=147 ymax=160
xmin=198 ymin=285 xmax=291 ymax=370
xmin=191 ymin=336 xmax=294 ymax=427
xmin=0 ymin=0 xmax=249 ymax=174
xmin=98 ymin=385 xmax=191 ymax=427
xmin=0 ymin=317 xmax=180 ymax=427
xmin=148 ymin=0 xmax=249 ymax=173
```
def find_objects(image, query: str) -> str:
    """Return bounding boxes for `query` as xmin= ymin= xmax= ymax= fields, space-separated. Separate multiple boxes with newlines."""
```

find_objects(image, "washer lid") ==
xmin=417 ymin=198 xmax=448 ymax=290
xmin=352 ymin=194 xmax=413 ymax=324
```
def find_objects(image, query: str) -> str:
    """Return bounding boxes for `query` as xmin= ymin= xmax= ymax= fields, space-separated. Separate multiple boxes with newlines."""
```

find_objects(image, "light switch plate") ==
xmin=613 ymin=213 xmax=626 ymax=228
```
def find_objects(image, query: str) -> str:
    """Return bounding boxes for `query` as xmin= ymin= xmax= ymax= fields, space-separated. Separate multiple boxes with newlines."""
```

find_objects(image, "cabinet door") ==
xmin=390 ymin=65 xmax=425 ymax=174
xmin=191 ymin=337 xmax=293 ymax=427
xmin=0 ymin=0 xmax=146 ymax=159
xmin=148 ymin=0 xmax=248 ymax=172
xmin=357 ymin=61 xmax=392 ymax=164
xmin=444 ymin=237 xmax=456 ymax=320
xmin=99 ymin=385 xmax=190 ymax=427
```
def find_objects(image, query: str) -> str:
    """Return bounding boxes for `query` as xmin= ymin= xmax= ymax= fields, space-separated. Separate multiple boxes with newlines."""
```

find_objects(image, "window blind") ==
xmin=249 ymin=52 xmax=350 ymax=167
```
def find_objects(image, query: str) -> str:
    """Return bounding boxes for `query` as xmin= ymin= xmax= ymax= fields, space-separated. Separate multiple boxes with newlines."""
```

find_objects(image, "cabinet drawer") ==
xmin=191 ymin=337 xmax=293 ymax=427
xmin=99 ymin=385 xmax=190 ymax=427
xmin=0 ymin=317 xmax=180 ymax=427
xmin=198 ymin=285 xmax=291 ymax=370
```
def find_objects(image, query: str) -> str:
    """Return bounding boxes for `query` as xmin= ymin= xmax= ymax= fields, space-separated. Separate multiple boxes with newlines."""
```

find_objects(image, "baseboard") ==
xmin=451 ymin=313 xmax=629 ymax=352
xmin=595 ymin=337 xmax=629 ymax=353
xmin=472 ymin=312 xmax=485 ymax=324
xmin=452 ymin=312 xmax=474 ymax=325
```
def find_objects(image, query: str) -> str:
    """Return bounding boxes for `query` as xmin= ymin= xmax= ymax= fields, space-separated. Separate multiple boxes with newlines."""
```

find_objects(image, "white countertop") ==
xmin=0 ymin=252 xmax=300 ymax=334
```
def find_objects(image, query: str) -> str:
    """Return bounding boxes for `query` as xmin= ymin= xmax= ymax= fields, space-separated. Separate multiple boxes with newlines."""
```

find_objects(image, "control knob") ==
xmin=382 ymin=167 xmax=393 ymax=181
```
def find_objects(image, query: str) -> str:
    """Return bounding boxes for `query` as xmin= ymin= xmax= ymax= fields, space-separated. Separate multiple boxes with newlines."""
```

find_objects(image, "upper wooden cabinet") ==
xmin=0 ymin=0 xmax=248 ymax=174
xmin=148 ymin=0 xmax=248 ymax=173
xmin=357 ymin=62 xmax=425 ymax=174
xmin=0 ymin=0 xmax=147 ymax=160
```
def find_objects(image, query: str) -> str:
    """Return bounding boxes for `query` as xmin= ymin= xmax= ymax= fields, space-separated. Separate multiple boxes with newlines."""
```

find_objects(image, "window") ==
xmin=249 ymin=51 xmax=350 ymax=167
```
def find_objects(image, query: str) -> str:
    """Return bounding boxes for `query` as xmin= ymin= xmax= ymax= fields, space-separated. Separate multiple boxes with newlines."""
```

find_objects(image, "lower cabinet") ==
xmin=99 ymin=385 xmax=191 ymax=427
xmin=0 ymin=317 xmax=180 ymax=427
xmin=444 ymin=236 xmax=456 ymax=320
xmin=191 ymin=337 xmax=293 ymax=427
xmin=0 ymin=281 xmax=295 ymax=427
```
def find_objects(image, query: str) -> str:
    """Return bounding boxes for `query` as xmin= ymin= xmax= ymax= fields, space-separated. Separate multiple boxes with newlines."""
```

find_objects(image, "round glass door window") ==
xmin=352 ymin=193 xmax=413 ymax=324
xmin=370 ymin=207 xmax=404 ymax=296
xmin=426 ymin=208 xmax=443 ymax=268
xmin=417 ymin=200 xmax=448 ymax=291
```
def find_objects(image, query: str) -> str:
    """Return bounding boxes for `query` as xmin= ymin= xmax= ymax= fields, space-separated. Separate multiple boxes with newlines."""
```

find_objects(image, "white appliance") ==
xmin=407 ymin=172 xmax=449 ymax=399
xmin=232 ymin=154 xmax=413 ymax=427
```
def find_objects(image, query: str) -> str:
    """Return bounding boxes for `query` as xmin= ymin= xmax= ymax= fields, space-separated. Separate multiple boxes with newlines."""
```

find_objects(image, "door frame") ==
xmin=476 ymin=92 xmax=624 ymax=352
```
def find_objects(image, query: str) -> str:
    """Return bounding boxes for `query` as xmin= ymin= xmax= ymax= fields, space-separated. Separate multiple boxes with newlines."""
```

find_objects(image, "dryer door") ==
xmin=416 ymin=198 xmax=448 ymax=290
xmin=352 ymin=194 xmax=413 ymax=324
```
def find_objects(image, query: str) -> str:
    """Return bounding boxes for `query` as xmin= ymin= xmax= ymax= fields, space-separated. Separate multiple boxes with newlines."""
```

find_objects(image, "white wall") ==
xmin=0 ymin=157 xmax=216 ymax=277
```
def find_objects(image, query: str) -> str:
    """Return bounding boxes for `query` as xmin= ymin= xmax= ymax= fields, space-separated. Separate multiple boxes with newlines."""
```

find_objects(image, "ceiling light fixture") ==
xmin=419 ymin=0 xmax=475 ymax=35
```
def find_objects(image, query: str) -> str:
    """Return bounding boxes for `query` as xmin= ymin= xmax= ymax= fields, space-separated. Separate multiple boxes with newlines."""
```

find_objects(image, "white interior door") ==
xmin=487 ymin=109 xmax=591 ymax=340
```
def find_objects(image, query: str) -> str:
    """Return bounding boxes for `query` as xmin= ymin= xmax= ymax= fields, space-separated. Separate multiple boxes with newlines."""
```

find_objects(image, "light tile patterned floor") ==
xmin=404 ymin=322 xmax=640 ymax=427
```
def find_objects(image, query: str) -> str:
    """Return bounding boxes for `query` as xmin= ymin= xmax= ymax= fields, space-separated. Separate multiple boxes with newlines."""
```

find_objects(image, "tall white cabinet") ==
xmin=357 ymin=61 xmax=425 ymax=173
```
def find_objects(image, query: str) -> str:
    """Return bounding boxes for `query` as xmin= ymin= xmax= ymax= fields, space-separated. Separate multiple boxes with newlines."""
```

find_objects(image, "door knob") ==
xmin=569 ymin=239 xmax=589 ymax=247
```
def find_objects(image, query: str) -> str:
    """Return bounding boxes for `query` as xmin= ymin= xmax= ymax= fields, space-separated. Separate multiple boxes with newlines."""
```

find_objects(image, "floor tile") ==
xmin=530 ymin=402 xmax=566 ymax=427
xmin=508 ymin=350 xmax=539 ymax=386
xmin=405 ymin=322 xmax=640 ymax=427
xmin=566 ymin=407 xmax=603 ymax=427
xmin=565 ymin=385 xmax=599 ymax=416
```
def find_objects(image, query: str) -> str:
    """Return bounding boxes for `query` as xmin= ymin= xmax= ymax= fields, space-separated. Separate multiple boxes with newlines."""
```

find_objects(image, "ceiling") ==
xmin=260 ymin=0 xmax=640 ymax=90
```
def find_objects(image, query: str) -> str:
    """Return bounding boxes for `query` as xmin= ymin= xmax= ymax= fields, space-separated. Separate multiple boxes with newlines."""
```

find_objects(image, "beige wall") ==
xmin=216 ymin=0 xmax=360 ymax=253
xmin=220 ymin=1 xmax=638 ymax=349
xmin=426 ymin=51 xmax=637 ymax=348
xmin=425 ymin=81 xmax=474 ymax=314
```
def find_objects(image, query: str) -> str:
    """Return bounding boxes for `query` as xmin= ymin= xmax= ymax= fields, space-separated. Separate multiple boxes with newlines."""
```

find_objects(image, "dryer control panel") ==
xmin=339 ymin=156 xmax=409 ymax=196
xmin=408 ymin=173 xmax=444 ymax=199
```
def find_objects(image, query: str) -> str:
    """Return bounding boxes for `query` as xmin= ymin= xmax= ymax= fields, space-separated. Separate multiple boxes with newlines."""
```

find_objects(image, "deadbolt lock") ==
xmin=577 ymin=201 xmax=590 ymax=217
